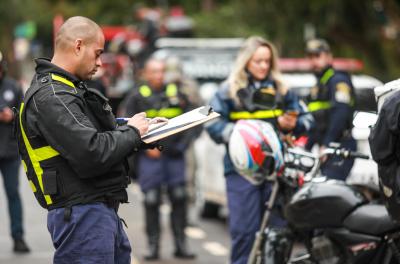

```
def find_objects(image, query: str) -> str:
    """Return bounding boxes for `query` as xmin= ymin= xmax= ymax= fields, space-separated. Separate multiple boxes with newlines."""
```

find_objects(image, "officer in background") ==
xmin=305 ymin=38 xmax=357 ymax=180
xmin=123 ymin=58 xmax=196 ymax=261
xmin=15 ymin=16 xmax=150 ymax=263
xmin=0 ymin=51 xmax=30 ymax=253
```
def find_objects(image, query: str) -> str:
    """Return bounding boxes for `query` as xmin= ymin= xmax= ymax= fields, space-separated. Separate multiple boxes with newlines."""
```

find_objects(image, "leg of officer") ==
xmin=47 ymin=203 xmax=130 ymax=264
xmin=166 ymin=156 xmax=195 ymax=259
xmin=0 ymin=158 xmax=29 ymax=252
xmin=143 ymin=187 xmax=162 ymax=260
xmin=226 ymin=172 xmax=264 ymax=264
xmin=138 ymin=153 xmax=164 ymax=260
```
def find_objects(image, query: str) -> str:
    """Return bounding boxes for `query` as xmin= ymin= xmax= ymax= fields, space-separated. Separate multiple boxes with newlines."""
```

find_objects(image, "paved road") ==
xmin=0 ymin=166 xmax=230 ymax=264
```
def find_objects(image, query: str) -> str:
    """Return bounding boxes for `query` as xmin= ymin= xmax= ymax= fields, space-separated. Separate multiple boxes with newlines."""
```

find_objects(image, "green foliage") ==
xmin=0 ymin=0 xmax=399 ymax=81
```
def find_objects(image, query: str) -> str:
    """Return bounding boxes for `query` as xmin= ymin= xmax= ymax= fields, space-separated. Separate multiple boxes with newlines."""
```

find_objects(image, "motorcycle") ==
xmin=248 ymin=144 xmax=400 ymax=264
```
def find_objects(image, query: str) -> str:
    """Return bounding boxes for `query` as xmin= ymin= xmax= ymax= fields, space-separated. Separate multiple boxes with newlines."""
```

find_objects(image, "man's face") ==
xmin=144 ymin=60 xmax=165 ymax=89
xmin=307 ymin=51 xmax=332 ymax=73
xmin=76 ymin=32 xmax=104 ymax=80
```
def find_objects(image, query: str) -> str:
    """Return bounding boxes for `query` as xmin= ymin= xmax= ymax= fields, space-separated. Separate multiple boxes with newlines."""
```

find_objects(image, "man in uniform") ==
xmin=0 ymin=51 xmax=30 ymax=253
xmin=305 ymin=38 xmax=357 ymax=180
xmin=15 ymin=16 xmax=151 ymax=263
xmin=123 ymin=58 xmax=196 ymax=261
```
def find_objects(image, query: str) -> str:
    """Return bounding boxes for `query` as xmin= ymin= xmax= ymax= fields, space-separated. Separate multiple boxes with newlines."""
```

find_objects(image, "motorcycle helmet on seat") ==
xmin=228 ymin=119 xmax=284 ymax=185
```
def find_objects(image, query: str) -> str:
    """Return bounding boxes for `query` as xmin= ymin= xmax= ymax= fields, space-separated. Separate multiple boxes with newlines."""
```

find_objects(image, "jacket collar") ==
xmin=35 ymin=58 xmax=81 ymax=86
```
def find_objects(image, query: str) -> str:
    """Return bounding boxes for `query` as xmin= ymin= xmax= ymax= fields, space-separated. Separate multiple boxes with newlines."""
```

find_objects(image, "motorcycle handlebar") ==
xmin=320 ymin=148 xmax=369 ymax=160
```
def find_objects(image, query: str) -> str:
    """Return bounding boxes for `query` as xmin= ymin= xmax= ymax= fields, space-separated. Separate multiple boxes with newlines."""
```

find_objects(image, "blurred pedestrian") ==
xmin=15 ymin=16 xmax=151 ymax=263
xmin=123 ymin=58 xmax=196 ymax=261
xmin=304 ymin=38 xmax=357 ymax=180
xmin=0 ymin=50 xmax=30 ymax=253
xmin=206 ymin=36 xmax=314 ymax=264
xmin=133 ymin=4 xmax=161 ymax=69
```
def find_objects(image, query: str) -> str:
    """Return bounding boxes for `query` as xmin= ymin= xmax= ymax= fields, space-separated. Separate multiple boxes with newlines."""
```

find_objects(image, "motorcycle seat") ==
xmin=343 ymin=204 xmax=400 ymax=236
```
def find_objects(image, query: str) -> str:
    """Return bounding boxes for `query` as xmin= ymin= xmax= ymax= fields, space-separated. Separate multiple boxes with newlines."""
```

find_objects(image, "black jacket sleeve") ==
xmin=31 ymin=87 xmax=142 ymax=178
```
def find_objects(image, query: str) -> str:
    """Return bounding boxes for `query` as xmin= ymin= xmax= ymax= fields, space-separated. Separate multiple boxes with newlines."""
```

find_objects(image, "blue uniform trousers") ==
xmin=138 ymin=154 xmax=185 ymax=191
xmin=0 ymin=158 xmax=24 ymax=240
xmin=321 ymin=137 xmax=357 ymax=181
xmin=47 ymin=203 xmax=131 ymax=264
xmin=226 ymin=172 xmax=285 ymax=264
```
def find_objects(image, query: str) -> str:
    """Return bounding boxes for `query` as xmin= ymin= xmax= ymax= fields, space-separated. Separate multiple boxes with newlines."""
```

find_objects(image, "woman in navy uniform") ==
xmin=206 ymin=36 xmax=314 ymax=264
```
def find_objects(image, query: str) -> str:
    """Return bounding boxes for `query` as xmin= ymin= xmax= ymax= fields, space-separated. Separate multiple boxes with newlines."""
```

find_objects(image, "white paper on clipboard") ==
xmin=141 ymin=106 xmax=220 ymax=143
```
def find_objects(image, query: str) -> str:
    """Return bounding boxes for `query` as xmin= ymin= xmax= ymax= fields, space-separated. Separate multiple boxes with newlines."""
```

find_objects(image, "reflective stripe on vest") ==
xmin=230 ymin=109 xmax=284 ymax=120
xmin=139 ymin=84 xmax=178 ymax=98
xmin=19 ymin=103 xmax=60 ymax=205
xmin=51 ymin=74 xmax=75 ymax=88
xmin=307 ymin=69 xmax=335 ymax=112
xmin=320 ymin=68 xmax=335 ymax=85
xmin=139 ymin=84 xmax=182 ymax=118
xmin=145 ymin=108 xmax=183 ymax=118
xmin=307 ymin=101 xmax=331 ymax=112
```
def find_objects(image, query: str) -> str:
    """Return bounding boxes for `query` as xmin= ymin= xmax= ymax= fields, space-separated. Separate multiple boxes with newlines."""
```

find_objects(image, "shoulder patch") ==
xmin=335 ymin=82 xmax=351 ymax=104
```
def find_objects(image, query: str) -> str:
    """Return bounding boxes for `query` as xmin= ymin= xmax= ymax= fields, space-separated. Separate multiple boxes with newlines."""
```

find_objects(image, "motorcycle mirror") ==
xmin=353 ymin=111 xmax=378 ymax=129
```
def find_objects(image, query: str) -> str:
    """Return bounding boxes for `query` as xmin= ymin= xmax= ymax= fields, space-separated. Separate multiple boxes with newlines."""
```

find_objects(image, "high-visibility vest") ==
xmin=139 ymin=84 xmax=183 ymax=118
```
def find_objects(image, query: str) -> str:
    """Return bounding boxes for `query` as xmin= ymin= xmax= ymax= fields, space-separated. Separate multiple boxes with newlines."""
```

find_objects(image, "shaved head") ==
xmin=55 ymin=16 xmax=101 ymax=52
xmin=52 ymin=16 xmax=105 ymax=80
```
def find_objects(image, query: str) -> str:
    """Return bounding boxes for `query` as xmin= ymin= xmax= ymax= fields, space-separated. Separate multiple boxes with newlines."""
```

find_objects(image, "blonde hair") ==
xmin=228 ymin=36 xmax=287 ymax=99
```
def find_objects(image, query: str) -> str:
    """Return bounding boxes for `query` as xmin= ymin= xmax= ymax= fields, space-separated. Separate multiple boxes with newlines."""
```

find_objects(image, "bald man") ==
xmin=15 ymin=16 xmax=150 ymax=264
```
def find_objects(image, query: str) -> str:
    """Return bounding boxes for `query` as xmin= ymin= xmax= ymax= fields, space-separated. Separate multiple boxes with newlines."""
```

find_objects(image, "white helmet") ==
xmin=228 ymin=120 xmax=284 ymax=185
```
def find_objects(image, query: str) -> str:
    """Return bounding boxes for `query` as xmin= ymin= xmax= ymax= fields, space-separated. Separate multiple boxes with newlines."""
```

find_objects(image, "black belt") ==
xmin=104 ymin=200 xmax=120 ymax=211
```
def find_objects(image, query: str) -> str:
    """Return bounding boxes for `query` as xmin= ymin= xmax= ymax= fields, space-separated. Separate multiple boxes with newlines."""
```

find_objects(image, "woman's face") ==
xmin=246 ymin=45 xmax=272 ymax=81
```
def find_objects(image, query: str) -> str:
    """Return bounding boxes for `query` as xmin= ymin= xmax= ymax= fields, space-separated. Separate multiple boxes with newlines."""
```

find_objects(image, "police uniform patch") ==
xmin=335 ymin=82 xmax=351 ymax=104
xmin=260 ymin=86 xmax=276 ymax=96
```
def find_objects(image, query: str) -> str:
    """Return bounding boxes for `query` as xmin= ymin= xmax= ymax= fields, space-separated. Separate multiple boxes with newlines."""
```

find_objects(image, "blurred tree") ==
xmin=1 ymin=0 xmax=400 ymax=80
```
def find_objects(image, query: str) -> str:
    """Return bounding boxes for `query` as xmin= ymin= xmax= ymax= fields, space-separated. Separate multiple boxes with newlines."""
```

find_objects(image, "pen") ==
xmin=116 ymin=118 xmax=152 ymax=122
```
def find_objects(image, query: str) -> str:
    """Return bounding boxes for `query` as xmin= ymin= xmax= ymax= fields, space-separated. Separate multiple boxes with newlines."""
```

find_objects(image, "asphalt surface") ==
xmin=0 ymin=166 xmax=231 ymax=264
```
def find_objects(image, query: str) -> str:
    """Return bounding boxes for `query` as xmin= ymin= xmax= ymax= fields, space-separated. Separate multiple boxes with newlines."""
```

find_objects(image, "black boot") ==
xmin=13 ymin=238 xmax=30 ymax=253
xmin=144 ymin=189 xmax=161 ymax=261
xmin=174 ymin=236 xmax=196 ymax=259
xmin=144 ymin=241 xmax=159 ymax=261
xmin=169 ymin=186 xmax=196 ymax=259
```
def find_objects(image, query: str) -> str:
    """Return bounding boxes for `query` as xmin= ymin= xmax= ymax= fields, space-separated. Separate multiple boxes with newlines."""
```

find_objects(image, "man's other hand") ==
xmin=128 ymin=112 xmax=149 ymax=136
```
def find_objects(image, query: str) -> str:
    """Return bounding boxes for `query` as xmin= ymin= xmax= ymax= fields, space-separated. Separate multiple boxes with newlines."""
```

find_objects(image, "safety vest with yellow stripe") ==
xmin=229 ymin=109 xmax=284 ymax=121
xmin=139 ymin=84 xmax=183 ymax=118
xmin=16 ymin=73 xmax=128 ymax=209
xmin=307 ymin=68 xmax=355 ymax=134
xmin=307 ymin=68 xmax=335 ymax=113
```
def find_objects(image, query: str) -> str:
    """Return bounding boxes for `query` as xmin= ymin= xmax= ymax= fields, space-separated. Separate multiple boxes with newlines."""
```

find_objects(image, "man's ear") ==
xmin=74 ymin=39 xmax=83 ymax=56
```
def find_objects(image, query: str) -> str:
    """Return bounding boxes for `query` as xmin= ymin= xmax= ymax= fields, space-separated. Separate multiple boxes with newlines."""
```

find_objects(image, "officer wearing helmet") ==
xmin=0 ymin=51 xmax=30 ymax=253
xmin=305 ymin=38 xmax=357 ymax=180
xmin=206 ymin=36 xmax=314 ymax=264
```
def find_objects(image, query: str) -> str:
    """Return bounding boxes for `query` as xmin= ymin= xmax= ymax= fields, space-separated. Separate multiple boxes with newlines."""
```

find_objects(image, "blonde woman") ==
xmin=206 ymin=36 xmax=313 ymax=264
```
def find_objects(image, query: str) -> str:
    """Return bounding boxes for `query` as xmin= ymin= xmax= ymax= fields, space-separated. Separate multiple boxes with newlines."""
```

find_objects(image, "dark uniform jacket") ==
xmin=306 ymin=66 xmax=355 ymax=149
xmin=124 ymin=82 xmax=194 ymax=157
xmin=0 ymin=77 xmax=23 ymax=159
xmin=16 ymin=58 xmax=142 ymax=209
xmin=207 ymin=77 xmax=314 ymax=175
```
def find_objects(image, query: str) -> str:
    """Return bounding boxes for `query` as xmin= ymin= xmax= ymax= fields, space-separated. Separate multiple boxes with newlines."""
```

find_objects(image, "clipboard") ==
xmin=141 ymin=105 xmax=220 ymax=144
